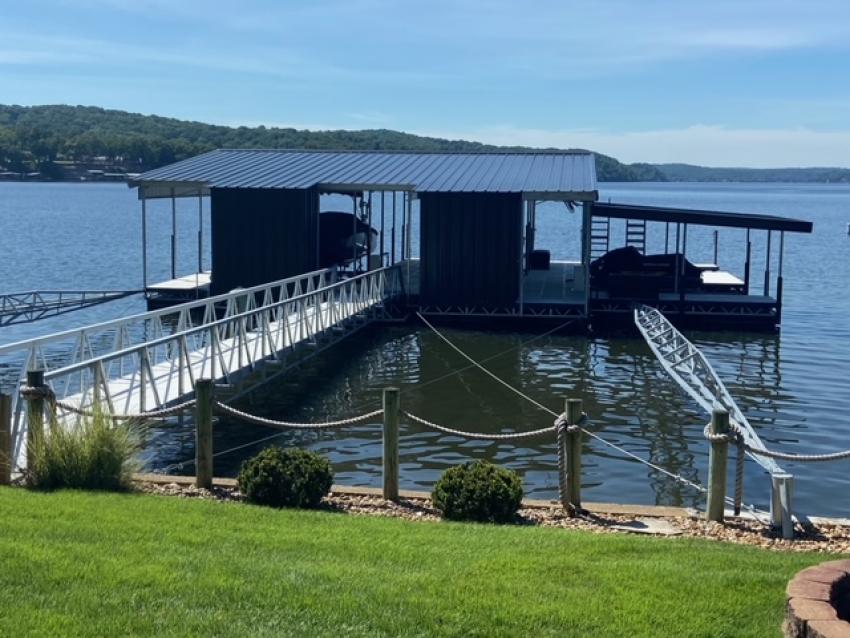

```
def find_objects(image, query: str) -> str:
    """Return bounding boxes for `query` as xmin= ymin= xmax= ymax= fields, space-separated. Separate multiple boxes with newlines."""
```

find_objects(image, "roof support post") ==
xmin=351 ymin=193 xmax=358 ymax=272
xmin=380 ymin=191 xmax=385 ymax=267
xmin=367 ymin=191 xmax=373 ymax=271
xmin=170 ymin=188 xmax=177 ymax=280
xmin=141 ymin=198 xmax=148 ymax=291
xmin=582 ymin=202 xmax=592 ymax=317
xmin=197 ymin=193 xmax=203 ymax=275
xmin=674 ymin=223 xmax=681 ymax=294
xmin=777 ymin=231 xmax=785 ymax=323
xmin=764 ymin=230 xmax=772 ymax=297
xmin=744 ymin=228 xmax=751 ymax=295
xmin=391 ymin=191 xmax=397 ymax=264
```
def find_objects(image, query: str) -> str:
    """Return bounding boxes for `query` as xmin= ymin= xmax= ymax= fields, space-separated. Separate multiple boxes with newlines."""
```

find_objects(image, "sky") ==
xmin=2 ymin=0 xmax=850 ymax=167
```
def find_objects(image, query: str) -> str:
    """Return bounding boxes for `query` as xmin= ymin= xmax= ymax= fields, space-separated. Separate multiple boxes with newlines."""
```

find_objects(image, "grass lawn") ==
xmin=0 ymin=488 xmax=838 ymax=637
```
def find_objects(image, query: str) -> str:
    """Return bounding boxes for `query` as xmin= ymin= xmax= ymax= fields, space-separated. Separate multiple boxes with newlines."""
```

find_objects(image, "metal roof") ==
xmin=592 ymin=202 xmax=813 ymax=233
xmin=129 ymin=149 xmax=598 ymax=200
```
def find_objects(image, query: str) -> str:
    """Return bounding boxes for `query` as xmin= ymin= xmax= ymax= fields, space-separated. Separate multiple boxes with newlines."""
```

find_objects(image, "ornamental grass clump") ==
xmin=432 ymin=460 xmax=524 ymax=523
xmin=237 ymin=446 xmax=333 ymax=509
xmin=27 ymin=410 xmax=139 ymax=492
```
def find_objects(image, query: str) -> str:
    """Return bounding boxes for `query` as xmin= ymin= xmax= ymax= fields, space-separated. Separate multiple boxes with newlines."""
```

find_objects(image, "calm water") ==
xmin=1 ymin=181 xmax=849 ymax=516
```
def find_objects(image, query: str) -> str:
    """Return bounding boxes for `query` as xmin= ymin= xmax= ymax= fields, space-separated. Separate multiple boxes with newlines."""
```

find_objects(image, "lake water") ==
xmin=1 ymin=181 xmax=849 ymax=516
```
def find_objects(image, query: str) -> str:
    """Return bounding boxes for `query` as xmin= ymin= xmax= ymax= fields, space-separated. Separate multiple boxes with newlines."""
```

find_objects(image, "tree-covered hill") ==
xmin=655 ymin=163 xmax=850 ymax=183
xmin=0 ymin=104 xmax=665 ymax=182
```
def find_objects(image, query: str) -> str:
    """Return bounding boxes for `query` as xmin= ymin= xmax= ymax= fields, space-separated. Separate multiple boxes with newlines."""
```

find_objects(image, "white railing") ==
xmin=3 ymin=265 xmax=403 ymax=467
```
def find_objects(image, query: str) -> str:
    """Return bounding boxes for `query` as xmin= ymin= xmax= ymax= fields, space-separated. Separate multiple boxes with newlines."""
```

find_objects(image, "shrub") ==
xmin=27 ymin=410 xmax=139 ymax=491
xmin=432 ymin=460 xmax=523 ymax=523
xmin=237 ymin=446 xmax=333 ymax=508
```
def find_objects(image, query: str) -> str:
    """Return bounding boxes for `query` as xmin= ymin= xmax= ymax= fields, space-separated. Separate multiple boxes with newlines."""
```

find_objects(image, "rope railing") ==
xmin=214 ymin=401 xmax=383 ymax=430
xmin=401 ymin=411 xmax=559 ymax=441
xmin=704 ymin=420 xmax=850 ymax=463
xmin=20 ymin=384 xmax=196 ymax=421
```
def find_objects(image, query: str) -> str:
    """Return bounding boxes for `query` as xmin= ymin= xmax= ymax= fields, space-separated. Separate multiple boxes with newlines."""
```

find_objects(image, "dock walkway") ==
xmin=2 ymin=265 xmax=403 ymax=468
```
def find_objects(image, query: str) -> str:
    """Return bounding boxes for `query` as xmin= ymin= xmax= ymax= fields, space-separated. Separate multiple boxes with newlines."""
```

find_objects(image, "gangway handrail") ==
xmin=43 ymin=266 xmax=401 ymax=379
xmin=0 ymin=267 xmax=332 ymax=354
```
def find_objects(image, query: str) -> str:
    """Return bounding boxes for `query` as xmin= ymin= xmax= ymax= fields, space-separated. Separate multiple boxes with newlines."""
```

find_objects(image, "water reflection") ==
xmin=143 ymin=324 xmax=811 ymax=513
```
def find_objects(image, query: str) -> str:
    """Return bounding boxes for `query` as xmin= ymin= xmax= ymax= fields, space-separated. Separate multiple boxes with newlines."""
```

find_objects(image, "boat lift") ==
xmin=0 ymin=290 xmax=139 ymax=327
xmin=634 ymin=304 xmax=794 ymax=534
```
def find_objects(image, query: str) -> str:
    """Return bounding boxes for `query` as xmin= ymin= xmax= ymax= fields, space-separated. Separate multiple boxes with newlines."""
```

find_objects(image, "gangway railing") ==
xmin=0 ymin=290 xmax=140 ymax=326
xmin=2 ymin=265 xmax=403 ymax=468
xmin=634 ymin=304 xmax=793 ymax=530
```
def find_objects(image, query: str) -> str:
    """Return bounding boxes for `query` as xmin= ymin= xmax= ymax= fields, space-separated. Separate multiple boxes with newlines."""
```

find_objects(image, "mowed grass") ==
xmin=0 ymin=488 xmax=835 ymax=637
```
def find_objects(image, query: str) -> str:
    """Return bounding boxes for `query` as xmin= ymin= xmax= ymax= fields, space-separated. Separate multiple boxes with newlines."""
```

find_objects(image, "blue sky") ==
xmin=2 ymin=0 xmax=850 ymax=167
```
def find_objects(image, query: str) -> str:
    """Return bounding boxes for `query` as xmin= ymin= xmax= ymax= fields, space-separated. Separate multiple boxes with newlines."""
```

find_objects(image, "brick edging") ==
xmin=785 ymin=560 xmax=850 ymax=638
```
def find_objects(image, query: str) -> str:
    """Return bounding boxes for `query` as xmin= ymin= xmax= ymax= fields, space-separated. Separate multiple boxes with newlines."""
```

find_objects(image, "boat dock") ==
xmin=125 ymin=149 xmax=811 ymax=331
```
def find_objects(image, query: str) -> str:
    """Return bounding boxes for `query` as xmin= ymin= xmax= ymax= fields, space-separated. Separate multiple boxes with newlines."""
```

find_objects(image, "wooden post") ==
xmin=706 ymin=406 xmax=730 ymax=522
xmin=0 ymin=393 xmax=11 ymax=485
xmin=565 ymin=398 xmax=583 ymax=513
xmin=25 ymin=370 xmax=46 ymax=472
xmin=382 ymin=387 xmax=400 ymax=501
xmin=194 ymin=379 xmax=214 ymax=489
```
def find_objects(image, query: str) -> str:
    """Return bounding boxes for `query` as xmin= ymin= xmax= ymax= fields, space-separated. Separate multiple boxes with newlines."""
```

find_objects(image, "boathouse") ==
xmin=129 ymin=149 xmax=812 ymax=330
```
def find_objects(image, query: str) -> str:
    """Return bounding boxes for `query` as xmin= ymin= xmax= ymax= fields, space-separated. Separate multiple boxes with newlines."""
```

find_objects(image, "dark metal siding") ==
xmin=419 ymin=192 xmax=521 ymax=307
xmin=210 ymin=187 xmax=318 ymax=295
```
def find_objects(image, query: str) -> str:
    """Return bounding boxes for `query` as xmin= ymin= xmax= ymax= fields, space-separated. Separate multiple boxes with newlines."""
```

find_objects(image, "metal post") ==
xmin=764 ymin=230 xmax=772 ymax=296
xmin=382 ymin=387 xmax=400 ymax=501
xmin=674 ymin=223 xmax=681 ymax=294
xmin=744 ymin=229 xmax=751 ymax=295
xmin=197 ymin=193 xmax=203 ymax=274
xmin=770 ymin=472 xmax=794 ymax=539
xmin=351 ymin=194 xmax=358 ymax=272
xmin=194 ymin=379 xmax=214 ymax=489
xmin=141 ymin=198 xmax=148 ymax=290
xmin=566 ymin=398 xmax=583 ymax=514
xmin=713 ymin=230 xmax=718 ymax=265
xmin=366 ymin=191 xmax=373 ymax=270
xmin=0 ymin=393 xmax=11 ymax=485
xmin=706 ymin=405 xmax=730 ymax=522
xmin=25 ymin=369 xmax=46 ymax=472
xmin=582 ymin=202 xmax=593 ymax=314
xmin=171 ymin=189 xmax=177 ymax=280
xmin=664 ymin=222 xmax=669 ymax=253
xmin=380 ymin=191 xmax=385 ymax=266
xmin=391 ymin=191 xmax=397 ymax=264
xmin=777 ymin=231 xmax=785 ymax=323
xmin=401 ymin=192 xmax=407 ymax=261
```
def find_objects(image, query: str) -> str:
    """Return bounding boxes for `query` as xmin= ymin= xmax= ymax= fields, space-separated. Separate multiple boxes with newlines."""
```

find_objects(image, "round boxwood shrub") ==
xmin=237 ymin=446 xmax=333 ymax=508
xmin=432 ymin=460 xmax=523 ymax=523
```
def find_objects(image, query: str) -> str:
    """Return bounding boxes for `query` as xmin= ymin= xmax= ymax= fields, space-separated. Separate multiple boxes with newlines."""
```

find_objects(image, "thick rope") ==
xmin=402 ymin=410 xmax=556 ymax=440
xmin=703 ymin=422 xmax=850 ymax=463
xmin=214 ymin=401 xmax=382 ymax=430
xmin=54 ymin=398 xmax=196 ymax=420
xmin=21 ymin=384 xmax=195 ymax=420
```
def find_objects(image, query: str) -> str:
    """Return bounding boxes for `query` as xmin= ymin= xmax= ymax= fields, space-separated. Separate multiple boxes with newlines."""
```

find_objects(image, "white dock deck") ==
xmin=146 ymin=271 xmax=212 ymax=292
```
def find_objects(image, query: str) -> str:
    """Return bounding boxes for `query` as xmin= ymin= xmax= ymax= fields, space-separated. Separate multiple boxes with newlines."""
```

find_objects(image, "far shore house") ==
xmin=129 ymin=149 xmax=812 ymax=331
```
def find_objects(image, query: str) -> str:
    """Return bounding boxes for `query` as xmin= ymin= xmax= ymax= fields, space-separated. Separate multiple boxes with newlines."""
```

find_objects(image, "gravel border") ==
xmin=136 ymin=481 xmax=850 ymax=553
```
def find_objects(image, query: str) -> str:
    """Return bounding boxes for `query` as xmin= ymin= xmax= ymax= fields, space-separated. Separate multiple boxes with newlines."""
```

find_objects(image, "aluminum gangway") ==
xmin=1 ymin=265 xmax=403 ymax=470
xmin=0 ymin=290 xmax=140 ymax=326
xmin=634 ymin=304 xmax=793 ymax=528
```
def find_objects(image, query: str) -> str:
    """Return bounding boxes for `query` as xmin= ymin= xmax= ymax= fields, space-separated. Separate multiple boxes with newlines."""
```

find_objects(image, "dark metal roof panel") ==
xmin=131 ymin=149 xmax=598 ymax=197
xmin=592 ymin=202 xmax=813 ymax=233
